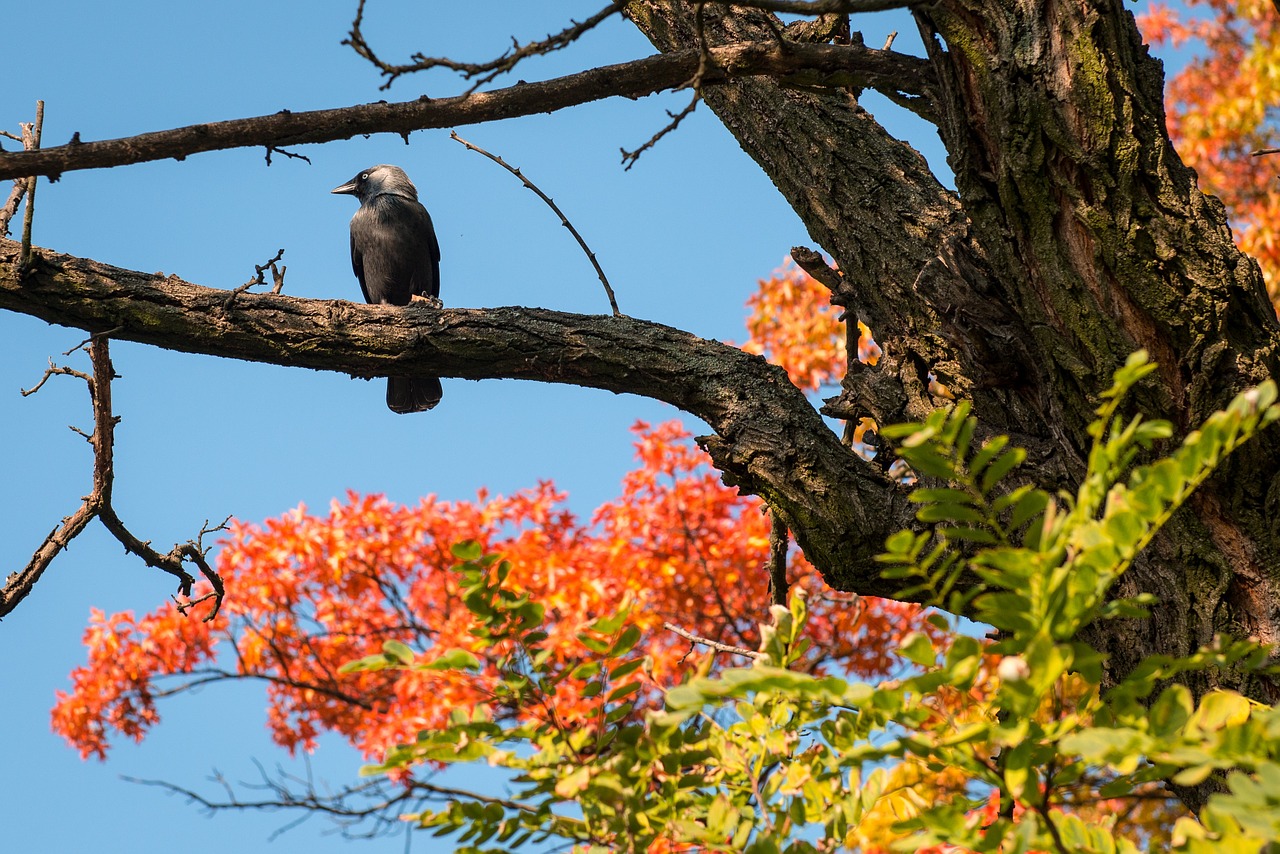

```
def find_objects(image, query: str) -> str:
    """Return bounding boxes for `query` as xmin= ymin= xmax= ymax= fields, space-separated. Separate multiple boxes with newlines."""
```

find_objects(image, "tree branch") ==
xmin=0 ymin=330 xmax=225 ymax=619
xmin=0 ymin=41 xmax=935 ymax=182
xmin=0 ymin=236 xmax=911 ymax=597
xmin=663 ymin=621 xmax=761 ymax=658
xmin=346 ymin=0 xmax=628 ymax=91
xmin=450 ymin=132 xmax=620 ymax=315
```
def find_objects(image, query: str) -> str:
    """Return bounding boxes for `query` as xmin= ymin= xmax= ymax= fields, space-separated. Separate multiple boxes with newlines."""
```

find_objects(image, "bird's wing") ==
xmin=349 ymin=230 xmax=372 ymax=304
xmin=410 ymin=205 xmax=441 ymax=300
xmin=350 ymin=196 xmax=439 ymax=305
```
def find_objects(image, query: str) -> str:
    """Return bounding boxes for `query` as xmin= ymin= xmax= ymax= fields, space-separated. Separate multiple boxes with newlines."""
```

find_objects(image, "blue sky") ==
xmin=0 ymin=3 xmax=1182 ymax=852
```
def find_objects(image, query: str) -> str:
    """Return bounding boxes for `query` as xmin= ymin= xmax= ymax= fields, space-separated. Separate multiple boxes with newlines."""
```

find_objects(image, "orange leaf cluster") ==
xmin=744 ymin=260 xmax=848 ymax=390
xmin=53 ymin=421 xmax=934 ymax=763
xmin=1140 ymin=0 xmax=1280 ymax=305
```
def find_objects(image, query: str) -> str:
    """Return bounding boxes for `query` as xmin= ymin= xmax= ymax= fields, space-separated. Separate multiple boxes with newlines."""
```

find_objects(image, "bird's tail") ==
xmin=386 ymin=376 xmax=443 ymax=413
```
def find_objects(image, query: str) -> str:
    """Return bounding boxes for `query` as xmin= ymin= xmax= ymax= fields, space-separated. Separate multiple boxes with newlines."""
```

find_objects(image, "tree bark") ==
xmin=0 ymin=237 xmax=912 ymax=597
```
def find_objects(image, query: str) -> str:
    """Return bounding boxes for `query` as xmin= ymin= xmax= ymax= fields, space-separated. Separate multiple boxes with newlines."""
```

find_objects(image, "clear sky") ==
xmin=0 ymin=2 xmax=1177 ymax=852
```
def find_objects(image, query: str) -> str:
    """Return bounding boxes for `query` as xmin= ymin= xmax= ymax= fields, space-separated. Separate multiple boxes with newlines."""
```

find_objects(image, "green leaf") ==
xmin=609 ymin=658 xmax=646 ymax=680
xmin=571 ymin=661 xmax=603 ymax=680
xmin=609 ymin=625 xmax=643 ymax=658
xmin=607 ymin=681 xmax=642 ymax=702
xmin=980 ymin=447 xmax=1026 ymax=495
xmin=451 ymin=540 xmax=484 ymax=562
xmin=383 ymin=640 xmax=416 ymax=665
xmin=900 ymin=632 xmax=937 ymax=667
xmin=422 ymin=648 xmax=481 ymax=671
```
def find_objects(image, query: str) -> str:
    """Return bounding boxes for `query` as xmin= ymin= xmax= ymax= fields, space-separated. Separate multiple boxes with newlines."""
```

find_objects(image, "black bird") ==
xmin=332 ymin=164 xmax=443 ymax=413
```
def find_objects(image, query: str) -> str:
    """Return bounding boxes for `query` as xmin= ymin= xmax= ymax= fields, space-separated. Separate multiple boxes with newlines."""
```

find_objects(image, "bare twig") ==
xmin=663 ymin=620 xmax=761 ymax=659
xmin=0 ymin=334 xmax=226 ymax=620
xmin=621 ymin=93 xmax=700 ymax=171
xmin=224 ymin=249 xmax=286 ymax=308
xmin=19 ymin=101 xmax=44 ymax=270
xmin=123 ymin=760 xmax=546 ymax=842
xmin=345 ymin=0 xmax=626 ymax=92
xmin=766 ymin=508 xmax=790 ymax=606
xmin=450 ymin=131 xmax=621 ymax=316
xmin=0 ymin=181 xmax=24 ymax=238
xmin=264 ymin=146 xmax=311 ymax=166
xmin=1 ymin=103 xmax=43 ymax=244
xmin=1254 ymin=147 xmax=1280 ymax=157
xmin=789 ymin=245 xmax=844 ymax=292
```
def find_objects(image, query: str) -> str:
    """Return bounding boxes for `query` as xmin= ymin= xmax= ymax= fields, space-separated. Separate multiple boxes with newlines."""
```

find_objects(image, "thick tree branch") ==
xmin=0 ymin=41 xmax=934 ymax=182
xmin=0 ymin=237 xmax=911 ymax=596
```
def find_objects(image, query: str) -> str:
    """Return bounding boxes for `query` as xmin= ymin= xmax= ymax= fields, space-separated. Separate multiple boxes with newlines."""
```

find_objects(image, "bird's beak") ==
xmin=331 ymin=180 xmax=358 ymax=195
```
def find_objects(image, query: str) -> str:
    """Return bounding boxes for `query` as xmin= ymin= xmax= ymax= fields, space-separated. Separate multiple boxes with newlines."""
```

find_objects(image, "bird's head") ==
xmin=331 ymin=164 xmax=419 ymax=203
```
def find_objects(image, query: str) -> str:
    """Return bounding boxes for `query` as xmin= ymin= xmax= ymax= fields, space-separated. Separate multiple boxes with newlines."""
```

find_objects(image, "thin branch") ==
xmin=19 ymin=100 xmax=43 ymax=269
xmin=621 ymin=91 xmax=701 ymax=171
xmin=0 ymin=179 xmax=25 ymax=238
xmin=264 ymin=146 xmax=312 ymax=166
xmin=0 ymin=42 xmax=937 ymax=182
xmin=345 ymin=0 xmax=627 ymax=92
xmin=767 ymin=508 xmax=790 ymax=606
xmin=450 ymin=131 xmax=621 ymax=316
xmin=124 ymin=761 xmax=545 ymax=841
xmin=663 ymin=620 xmax=761 ymax=659
xmin=224 ymin=249 xmax=287 ymax=309
xmin=0 ymin=333 xmax=227 ymax=620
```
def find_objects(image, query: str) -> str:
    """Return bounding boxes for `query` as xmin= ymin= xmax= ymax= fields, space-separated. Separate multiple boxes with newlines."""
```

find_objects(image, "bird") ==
xmin=332 ymin=164 xmax=443 ymax=413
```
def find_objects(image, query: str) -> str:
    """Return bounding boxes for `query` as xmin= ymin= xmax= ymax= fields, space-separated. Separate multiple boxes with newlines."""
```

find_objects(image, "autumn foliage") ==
xmin=743 ymin=260 xmax=879 ymax=392
xmin=52 ymin=420 xmax=935 ymax=765
xmin=1141 ymin=0 xmax=1280 ymax=305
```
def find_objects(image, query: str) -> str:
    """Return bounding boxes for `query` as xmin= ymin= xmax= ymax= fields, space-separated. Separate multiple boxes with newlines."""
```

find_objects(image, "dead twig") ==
xmin=264 ymin=146 xmax=311 ymax=166
xmin=19 ymin=101 xmax=44 ymax=269
xmin=224 ymin=249 xmax=287 ymax=309
xmin=766 ymin=508 xmax=790 ymax=606
xmin=0 ymin=334 xmax=227 ymax=620
xmin=1 ymin=102 xmax=43 ymax=244
xmin=622 ymin=93 xmax=700 ymax=172
xmin=345 ymin=0 xmax=626 ymax=92
xmin=450 ymin=131 xmax=621 ymax=316
xmin=663 ymin=620 xmax=761 ymax=659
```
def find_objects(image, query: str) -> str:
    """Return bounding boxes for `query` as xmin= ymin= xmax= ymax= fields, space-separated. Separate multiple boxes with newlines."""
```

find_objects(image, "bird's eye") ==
xmin=359 ymin=172 xmax=369 ymax=181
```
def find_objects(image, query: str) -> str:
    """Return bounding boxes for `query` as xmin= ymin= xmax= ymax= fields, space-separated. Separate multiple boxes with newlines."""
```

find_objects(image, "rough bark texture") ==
xmin=3 ymin=0 xmax=1280 ymax=750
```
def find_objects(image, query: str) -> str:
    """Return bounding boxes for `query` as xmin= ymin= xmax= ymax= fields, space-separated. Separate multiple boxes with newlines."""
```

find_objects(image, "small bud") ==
xmin=1242 ymin=387 xmax=1262 ymax=412
xmin=997 ymin=655 xmax=1031 ymax=682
